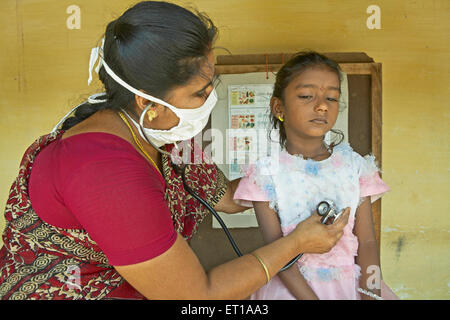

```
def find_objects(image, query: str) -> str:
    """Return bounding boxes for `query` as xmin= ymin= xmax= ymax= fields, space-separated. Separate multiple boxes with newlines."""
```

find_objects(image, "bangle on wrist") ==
xmin=251 ymin=252 xmax=270 ymax=284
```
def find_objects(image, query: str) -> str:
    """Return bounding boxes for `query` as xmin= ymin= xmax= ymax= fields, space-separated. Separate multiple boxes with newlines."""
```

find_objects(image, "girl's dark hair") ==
xmin=62 ymin=1 xmax=217 ymax=130
xmin=269 ymin=51 xmax=345 ymax=149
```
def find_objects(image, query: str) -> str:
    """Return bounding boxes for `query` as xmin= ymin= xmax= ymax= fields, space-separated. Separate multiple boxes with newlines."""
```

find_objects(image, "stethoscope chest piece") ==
xmin=316 ymin=200 xmax=343 ymax=225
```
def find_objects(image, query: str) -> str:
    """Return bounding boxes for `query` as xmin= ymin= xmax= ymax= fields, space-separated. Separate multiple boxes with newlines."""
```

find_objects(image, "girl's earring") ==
xmin=277 ymin=115 xmax=284 ymax=122
xmin=146 ymin=103 xmax=157 ymax=122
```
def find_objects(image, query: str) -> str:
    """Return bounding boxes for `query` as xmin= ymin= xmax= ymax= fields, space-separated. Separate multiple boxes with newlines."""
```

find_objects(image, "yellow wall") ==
xmin=0 ymin=0 xmax=448 ymax=299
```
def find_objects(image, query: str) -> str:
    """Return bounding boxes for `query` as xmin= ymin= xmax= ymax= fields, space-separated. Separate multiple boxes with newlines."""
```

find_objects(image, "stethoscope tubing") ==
xmin=53 ymin=99 xmax=303 ymax=273
xmin=179 ymin=164 xmax=303 ymax=273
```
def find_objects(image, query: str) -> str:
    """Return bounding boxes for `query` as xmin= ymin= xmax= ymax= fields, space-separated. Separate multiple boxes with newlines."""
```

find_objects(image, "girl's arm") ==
xmin=354 ymin=197 xmax=382 ymax=300
xmin=253 ymin=201 xmax=319 ymax=300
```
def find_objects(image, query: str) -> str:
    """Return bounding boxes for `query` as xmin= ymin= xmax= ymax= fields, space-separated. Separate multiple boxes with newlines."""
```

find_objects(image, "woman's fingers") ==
xmin=328 ymin=207 xmax=350 ymax=243
xmin=331 ymin=207 xmax=350 ymax=231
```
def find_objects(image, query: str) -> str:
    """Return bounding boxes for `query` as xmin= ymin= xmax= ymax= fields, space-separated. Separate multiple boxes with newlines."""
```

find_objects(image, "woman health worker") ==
xmin=0 ymin=1 xmax=349 ymax=300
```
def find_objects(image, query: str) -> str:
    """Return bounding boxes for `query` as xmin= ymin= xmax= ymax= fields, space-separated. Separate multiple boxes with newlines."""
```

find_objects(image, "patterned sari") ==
xmin=0 ymin=131 xmax=227 ymax=299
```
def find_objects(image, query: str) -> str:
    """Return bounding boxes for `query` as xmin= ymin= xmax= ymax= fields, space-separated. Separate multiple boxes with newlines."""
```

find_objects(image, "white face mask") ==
xmin=102 ymin=60 xmax=218 ymax=147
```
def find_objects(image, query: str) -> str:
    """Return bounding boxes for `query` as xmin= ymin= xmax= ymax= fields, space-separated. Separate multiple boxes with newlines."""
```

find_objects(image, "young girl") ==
xmin=233 ymin=52 xmax=397 ymax=300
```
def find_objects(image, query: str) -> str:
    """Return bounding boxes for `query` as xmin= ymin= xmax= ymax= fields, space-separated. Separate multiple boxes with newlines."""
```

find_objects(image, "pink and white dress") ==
xmin=233 ymin=143 xmax=397 ymax=300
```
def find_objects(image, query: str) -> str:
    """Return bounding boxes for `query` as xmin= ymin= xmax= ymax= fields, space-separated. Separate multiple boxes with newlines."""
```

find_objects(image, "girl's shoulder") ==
xmin=334 ymin=142 xmax=381 ymax=176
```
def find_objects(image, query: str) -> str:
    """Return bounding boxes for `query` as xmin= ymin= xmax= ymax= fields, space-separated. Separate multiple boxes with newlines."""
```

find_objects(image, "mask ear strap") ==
xmin=88 ymin=92 xmax=107 ymax=104
xmin=101 ymin=59 xmax=177 ymax=112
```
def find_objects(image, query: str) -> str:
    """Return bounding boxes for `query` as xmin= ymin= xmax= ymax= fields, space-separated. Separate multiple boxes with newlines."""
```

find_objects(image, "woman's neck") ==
xmin=116 ymin=111 xmax=164 ymax=171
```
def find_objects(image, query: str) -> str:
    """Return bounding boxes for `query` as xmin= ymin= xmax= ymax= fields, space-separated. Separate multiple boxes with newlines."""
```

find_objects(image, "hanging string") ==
xmin=88 ymin=38 xmax=105 ymax=85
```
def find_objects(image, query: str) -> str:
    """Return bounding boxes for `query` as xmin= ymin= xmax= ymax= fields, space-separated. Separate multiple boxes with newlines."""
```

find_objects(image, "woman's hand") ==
xmin=214 ymin=178 xmax=250 ymax=214
xmin=291 ymin=207 xmax=350 ymax=254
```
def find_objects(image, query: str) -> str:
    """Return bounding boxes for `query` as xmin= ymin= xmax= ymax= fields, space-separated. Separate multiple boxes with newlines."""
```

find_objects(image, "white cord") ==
xmin=51 ymin=93 xmax=107 ymax=133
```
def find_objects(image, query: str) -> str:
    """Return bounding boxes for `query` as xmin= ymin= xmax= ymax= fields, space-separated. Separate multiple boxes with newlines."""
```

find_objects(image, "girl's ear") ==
xmin=270 ymin=97 xmax=284 ymax=118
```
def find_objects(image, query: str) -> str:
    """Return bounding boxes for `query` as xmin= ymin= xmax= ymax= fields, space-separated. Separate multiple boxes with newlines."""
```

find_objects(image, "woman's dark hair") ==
xmin=62 ymin=1 xmax=218 ymax=130
xmin=269 ymin=51 xmax=345 ymax=149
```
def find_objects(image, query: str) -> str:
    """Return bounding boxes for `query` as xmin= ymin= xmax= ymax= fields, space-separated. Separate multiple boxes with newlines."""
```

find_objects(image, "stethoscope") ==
xmin=179 ymin=163 xmax=303 ymax=272
xmin=52 ymin=101 xmax=303 ymax=273
xmin=135 ymin=104 xmax=304 ymax=273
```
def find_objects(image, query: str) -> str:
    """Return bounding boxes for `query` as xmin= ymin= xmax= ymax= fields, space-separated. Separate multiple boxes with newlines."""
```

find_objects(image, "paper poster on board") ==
xmin=227 ymin=84 xmax=274 ymax=180
xmin=228 ymin=84 xmax=273 ymax=108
